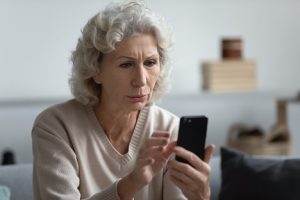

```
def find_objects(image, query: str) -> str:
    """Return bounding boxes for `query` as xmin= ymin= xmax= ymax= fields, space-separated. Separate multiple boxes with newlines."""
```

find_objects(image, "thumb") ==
xmin=203 ymin=144 xmax=215 ymax=163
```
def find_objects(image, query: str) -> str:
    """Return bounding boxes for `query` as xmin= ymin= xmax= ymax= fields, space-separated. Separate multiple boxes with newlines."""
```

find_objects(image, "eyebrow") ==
xmin=116 ymin=54 xmax=159 ymax=60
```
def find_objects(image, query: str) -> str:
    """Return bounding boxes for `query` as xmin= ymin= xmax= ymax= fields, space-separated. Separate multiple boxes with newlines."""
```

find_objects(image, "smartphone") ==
xmin=175 ymin=115 xmax=208 ymax=164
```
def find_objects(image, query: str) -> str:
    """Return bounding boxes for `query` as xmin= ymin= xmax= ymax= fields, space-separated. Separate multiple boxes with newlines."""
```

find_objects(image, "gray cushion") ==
xmin=219 ymin=147 xmax=300 ymax=200
xmin=0 ymin=164 xmax=32 ymax=200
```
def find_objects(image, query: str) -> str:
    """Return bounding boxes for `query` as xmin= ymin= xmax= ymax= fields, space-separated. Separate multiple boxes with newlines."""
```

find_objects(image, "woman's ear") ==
xmin=93 ymin=73 xmax=102 ymax=84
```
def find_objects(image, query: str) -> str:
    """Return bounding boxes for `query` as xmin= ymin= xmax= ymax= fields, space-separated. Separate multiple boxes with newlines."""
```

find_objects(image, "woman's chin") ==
xmin=128 ymin=101 xmax=148 ymax=111
xmin=126 ymin=95 xmax=150 ymax=110
xmin=135 ymin=103 xmax=147 ymax=110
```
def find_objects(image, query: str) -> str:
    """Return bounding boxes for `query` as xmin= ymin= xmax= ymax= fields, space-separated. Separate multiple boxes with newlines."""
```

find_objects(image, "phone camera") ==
xmin=183 ymin=118 xmax=192 ymax=123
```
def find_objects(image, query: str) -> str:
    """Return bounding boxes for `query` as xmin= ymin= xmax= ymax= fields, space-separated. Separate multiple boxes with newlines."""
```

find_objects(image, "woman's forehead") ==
xmin=109 ymin=34 xmax=159 ymax=59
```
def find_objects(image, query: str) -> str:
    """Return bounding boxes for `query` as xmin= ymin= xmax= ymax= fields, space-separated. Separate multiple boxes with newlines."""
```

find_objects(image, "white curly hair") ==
xmin=69 ymin=0 xmax=174 ymax=106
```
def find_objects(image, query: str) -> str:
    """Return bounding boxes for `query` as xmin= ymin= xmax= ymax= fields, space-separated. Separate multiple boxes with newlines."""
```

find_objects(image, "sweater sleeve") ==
xmin=32 ymin=126 xmax=120 ymax=200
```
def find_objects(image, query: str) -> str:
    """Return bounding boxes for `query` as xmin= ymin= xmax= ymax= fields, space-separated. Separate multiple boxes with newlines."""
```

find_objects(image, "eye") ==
xmin=119 ymin=62 xmax=133 ymax=68
xmin=144 ymin=60 xmax=157 ymax=67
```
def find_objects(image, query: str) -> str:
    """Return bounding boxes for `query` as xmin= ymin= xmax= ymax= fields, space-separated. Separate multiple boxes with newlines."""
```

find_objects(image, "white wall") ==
xmin=1 ymin=0 xmax=300 ymax=163
xmin=0 ymin=0 xmax=300 ymax=99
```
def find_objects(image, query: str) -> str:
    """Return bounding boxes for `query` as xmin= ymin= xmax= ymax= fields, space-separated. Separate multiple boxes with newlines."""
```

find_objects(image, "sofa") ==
xmin=0 ymin=157 xmax=221 ymax=200
xmin=0 ymin=164 xmax=33 ymax=200
xmin=2 ymin=148 xmax=298 ymax=200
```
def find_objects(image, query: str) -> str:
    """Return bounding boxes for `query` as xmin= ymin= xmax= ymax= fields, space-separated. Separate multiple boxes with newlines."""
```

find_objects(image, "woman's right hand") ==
xmin=118 ymin=131 xmax=176 ymax=199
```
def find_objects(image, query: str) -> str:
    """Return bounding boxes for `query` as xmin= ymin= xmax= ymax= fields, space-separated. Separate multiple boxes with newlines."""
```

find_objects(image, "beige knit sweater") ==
xmin=32 ymin=99 xmax=186 ymax=200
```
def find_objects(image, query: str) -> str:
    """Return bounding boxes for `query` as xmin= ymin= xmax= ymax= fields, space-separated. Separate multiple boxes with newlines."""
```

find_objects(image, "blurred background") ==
xmin=1 ymin=0 xmax=300 ymax=164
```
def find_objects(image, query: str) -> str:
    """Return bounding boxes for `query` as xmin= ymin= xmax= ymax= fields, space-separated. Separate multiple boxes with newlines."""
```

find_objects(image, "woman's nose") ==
xmin=132 ymin=65 xmax=147 ymax=87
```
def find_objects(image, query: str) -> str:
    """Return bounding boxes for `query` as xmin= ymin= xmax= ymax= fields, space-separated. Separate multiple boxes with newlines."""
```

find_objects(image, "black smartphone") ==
xmin=175 ymin=115 xmax=208 ymax=164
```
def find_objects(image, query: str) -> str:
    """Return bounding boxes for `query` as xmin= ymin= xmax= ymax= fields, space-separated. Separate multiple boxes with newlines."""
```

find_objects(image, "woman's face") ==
xmin=95 ymin=33 xmax=160 ymax=112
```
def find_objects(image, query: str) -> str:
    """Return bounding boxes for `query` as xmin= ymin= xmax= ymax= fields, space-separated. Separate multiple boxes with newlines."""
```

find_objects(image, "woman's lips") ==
xmin=127 ymin=95 xmax=148 ymax=103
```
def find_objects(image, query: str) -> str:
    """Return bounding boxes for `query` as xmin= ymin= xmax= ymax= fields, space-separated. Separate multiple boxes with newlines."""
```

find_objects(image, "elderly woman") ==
xmin=32 ymin=0 xmax=214 ymax=199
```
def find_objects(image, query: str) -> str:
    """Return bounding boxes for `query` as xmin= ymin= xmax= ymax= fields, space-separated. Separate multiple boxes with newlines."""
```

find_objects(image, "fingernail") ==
xmin=174 ymin=147 xmax=179 ymax=152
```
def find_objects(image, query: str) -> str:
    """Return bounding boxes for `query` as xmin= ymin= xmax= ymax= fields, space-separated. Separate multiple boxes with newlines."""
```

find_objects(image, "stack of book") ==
xmin=202 ymin=60 xmax=256 ymax=91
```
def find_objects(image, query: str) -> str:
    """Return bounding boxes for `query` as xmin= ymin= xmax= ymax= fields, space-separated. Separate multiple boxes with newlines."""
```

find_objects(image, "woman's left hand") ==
xmin=167 ymin=144 xmax=215 ymax=200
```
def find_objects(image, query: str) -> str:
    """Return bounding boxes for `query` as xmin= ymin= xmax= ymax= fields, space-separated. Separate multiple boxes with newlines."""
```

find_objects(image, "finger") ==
xmin=168 ymin=167 xmax=194 ymax=186
xmin=162 ymin=141 xmax=177 ymax=158
xmin=168 ymin=171 xmax=193 ymax=194
xmin=203 ymin=144 xmax=215 ymax=163
xmin=141 ymin=142 xmax=177 ymax=164
xmin=142 ymin=141 xmax=175 ymax=157
xmin=173 ymin=146 xmax=202 ymax=167
xmin=146 ymin=131 xmax=170 ymax=147
xmin=149 ymin=141 xmax=177 ymax=162
xmin=168 ymin=159 xmax=206 ymax=183
xmin=151 ymin=131 xmax=170 ymax=138
xmin=173 ymin=147 xmax=210 ymax=175
xmin=145 ymin=137 xmax=169 ymax=148
xmin=138 ymin=157 xmax=154 ymax=167
xmin=139 ymin=146 xmax=164 ymax=158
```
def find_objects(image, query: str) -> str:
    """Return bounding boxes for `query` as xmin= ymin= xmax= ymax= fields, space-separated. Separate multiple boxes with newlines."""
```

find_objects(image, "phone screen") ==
xmin=175 ymin=116 xmax=208 ymax=164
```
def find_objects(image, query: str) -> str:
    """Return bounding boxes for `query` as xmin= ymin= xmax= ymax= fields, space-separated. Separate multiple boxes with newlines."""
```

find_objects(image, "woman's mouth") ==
xmin=127 ymin=95 xmax=148 ymax=103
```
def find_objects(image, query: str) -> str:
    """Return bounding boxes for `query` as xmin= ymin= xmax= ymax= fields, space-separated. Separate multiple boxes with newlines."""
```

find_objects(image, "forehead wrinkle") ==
xmin=115 ymin=53 xmax=159 ymax=61
xmin=113 ymin=35 xmax=159 ymax=60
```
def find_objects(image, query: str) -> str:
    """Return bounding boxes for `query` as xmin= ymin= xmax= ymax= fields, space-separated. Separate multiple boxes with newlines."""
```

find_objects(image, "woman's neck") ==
xmin=94 ymin=103 xmax=139 ymax=154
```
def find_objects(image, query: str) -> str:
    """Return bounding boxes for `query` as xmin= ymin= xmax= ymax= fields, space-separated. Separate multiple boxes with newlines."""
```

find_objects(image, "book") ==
xmin=202 ymin=60 xmax=256 ymax=91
